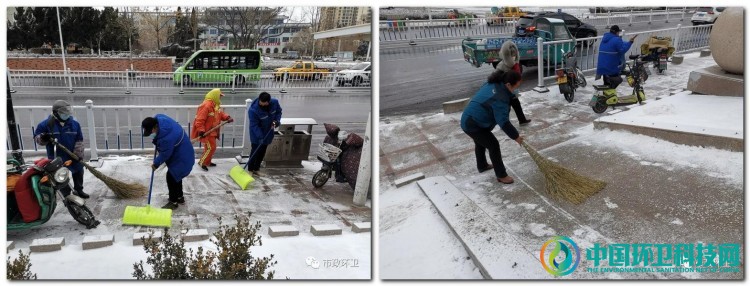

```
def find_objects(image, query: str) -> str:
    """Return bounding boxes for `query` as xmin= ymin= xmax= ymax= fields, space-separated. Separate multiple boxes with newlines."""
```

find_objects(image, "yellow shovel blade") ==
xmin=229 ymin=165 xmax=255 ymax=190
xmin=122 ymin=205 xmax=172 ymax=228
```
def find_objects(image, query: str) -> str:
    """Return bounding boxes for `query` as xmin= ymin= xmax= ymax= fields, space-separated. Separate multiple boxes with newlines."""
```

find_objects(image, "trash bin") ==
xmin=263 ymin=118 xmax=316 ymax=168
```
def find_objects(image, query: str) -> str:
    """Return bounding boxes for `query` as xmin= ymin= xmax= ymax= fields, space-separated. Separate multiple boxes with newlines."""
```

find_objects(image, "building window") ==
xmin=265 ymin=48 xmax=271 ymax=54
xmin=282 ymin=47 xmax=287 ymax=53
xmin=273 ymin=48 xmax=278 ymax=53
xmin=282 ymin=37 xmax=289 ymax=43
xmin=209 ymin=28 xmax=218 ymax=35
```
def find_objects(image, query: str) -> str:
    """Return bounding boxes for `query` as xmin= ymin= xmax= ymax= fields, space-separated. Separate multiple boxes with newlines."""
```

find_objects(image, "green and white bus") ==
xmin=173 ymin=49 xmax=262 ymax=85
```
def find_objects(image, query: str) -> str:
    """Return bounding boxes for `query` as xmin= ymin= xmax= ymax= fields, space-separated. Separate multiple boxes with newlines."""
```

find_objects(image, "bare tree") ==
xmin=302 ymin=7 xmax=321 ymax=57
xmin=203 ymin=7 xmax=284 ymax=49
xmin=190 ymin=7 xmax=199 ymax=50
xmin=286 ymin=27 xmax=312 ymax=55
xmin=142 ymin=7 xmax=174 ymax=51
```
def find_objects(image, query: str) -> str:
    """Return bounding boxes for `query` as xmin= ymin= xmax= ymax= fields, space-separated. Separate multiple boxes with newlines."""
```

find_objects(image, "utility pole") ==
xmin=7 ymin=77 xmax=23 ymax=164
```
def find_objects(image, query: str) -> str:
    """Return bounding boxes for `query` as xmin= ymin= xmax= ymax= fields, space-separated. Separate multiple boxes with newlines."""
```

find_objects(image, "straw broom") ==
xmin=521 ymin=141 xmax=606 ymax=204
xmin=53 ymin=141 xmax=147 ymax=199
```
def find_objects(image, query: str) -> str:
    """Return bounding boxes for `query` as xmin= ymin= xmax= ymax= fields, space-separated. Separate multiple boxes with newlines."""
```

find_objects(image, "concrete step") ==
xmin=82 ymin=234 xmax=114 ymax=250
xmin=416 ymin=176 xmax=548 ymax=279
xmin=30 ymin=237 xmax=65 ymax=253
xmin=310 ymin=224 xmax=343 ymax=236
xmin=268 ymin=225 xmax=300 ymax=237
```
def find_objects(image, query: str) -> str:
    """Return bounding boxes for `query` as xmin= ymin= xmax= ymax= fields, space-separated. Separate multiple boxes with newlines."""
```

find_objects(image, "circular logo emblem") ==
xmin=540 ymin=236 xmax=580 ymax=276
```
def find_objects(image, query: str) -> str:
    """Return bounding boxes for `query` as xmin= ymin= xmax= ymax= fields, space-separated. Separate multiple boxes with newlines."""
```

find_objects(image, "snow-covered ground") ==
xmin=379 ymin=183 xmax=482 ymax=279
xmin=7 ymin=232 xmax=370 ymax=279
xmin=6 ymin=155 xmax=371 ymax=279
xmin=379 ymin=51 xmax=743 ymax=279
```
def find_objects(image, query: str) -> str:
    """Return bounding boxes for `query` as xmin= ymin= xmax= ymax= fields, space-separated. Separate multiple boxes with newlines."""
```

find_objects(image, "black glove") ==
xmin=40 ymin=133 xmax=52 ymax=142
xmin=272 ymin=121 xmax=278 ymax=127
xmin=198 ymin=131 xmax=206 ymax=138
xmin=227 ymin=117 xmax=234 ymax=123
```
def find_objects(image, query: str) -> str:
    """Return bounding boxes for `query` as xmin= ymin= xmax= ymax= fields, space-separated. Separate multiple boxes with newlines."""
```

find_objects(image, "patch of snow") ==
xmin=445 ymin=175 xmax=457 ymax=181
xmin=603 ymin=197 xmax=618 ymax=209
xmin=528 ymin=223 xmax=556 ymax=237
xmin=8 ymin=233 xmax=370 ymax=279
xmin=380 ymin=184 xmax=482 ymax=279
xmin=587 ymin=130 xmax=743 ymax=188
xmin=516 ymin=203 xmax=537 ymax=210
xmin=670 ymin=218 xmax=684 ymax=226
xmin=598 ymin=94 xmax=743 ymax=139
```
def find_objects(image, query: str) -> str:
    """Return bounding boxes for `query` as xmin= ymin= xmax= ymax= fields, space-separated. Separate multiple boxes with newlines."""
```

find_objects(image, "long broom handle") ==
xmin=52 ymin=139 xmax=91 ymax=170
xmin=243 ymin=128 xmax=275 ymax=170
xmin=147 ymin=148 xmax=157 ymax=206
xmin=190 ymin=121 xmax=230 ymax=144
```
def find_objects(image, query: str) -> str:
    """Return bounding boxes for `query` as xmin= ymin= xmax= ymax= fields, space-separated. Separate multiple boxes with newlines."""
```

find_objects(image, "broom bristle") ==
xmin=522 ymin=142 xmax=606 ymax=204
xmin=84 ymin=165 xmax=147 ymax=199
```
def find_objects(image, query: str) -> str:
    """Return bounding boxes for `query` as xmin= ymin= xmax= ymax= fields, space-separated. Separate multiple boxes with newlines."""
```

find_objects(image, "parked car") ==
xmin=336 ymin=62 xmax=371 ymax=87
xmin=516 ymin=12 xmax=597 ymax=39
xmin=515 ymin=15 xmax=536 ymax=37
xmin=691 ymin=7 xmax=725 ymax=25
xmin=465 ymin=17 xmax=575 ymax=70
xmin=273 ymin=61 xmax=332 ymax=81
xmin=486 ymin=6 xmax=526 ymax=25
xmin=322 ymin=56 xmax=338 ymax=62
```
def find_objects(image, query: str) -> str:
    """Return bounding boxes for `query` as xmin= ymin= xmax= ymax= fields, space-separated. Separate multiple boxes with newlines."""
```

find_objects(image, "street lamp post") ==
xmin=56 ymin=7 xmax=73 ymax=93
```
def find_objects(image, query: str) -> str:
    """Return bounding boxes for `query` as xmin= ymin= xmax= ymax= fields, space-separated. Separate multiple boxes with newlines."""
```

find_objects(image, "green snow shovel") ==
xmin=229 ymin=128 xmax=274 ymax=190
xmin=122 ymin=148 xmax=172 ymax=228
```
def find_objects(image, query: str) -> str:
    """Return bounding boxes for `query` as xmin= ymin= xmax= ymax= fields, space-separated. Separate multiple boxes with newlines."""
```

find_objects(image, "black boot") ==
xmin=75 ymin=189 xmax=90 ymax=199
xmin=161 ymin=201 xmax=179 ymax=210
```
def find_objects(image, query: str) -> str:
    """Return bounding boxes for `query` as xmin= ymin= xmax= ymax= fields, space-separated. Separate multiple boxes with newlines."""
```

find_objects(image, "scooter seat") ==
xmin=593 ymin=84 xmax=612 ymax=91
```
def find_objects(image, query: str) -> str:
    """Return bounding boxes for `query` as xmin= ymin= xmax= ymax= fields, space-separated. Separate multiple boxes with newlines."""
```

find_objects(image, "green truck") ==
xmin=462 ymin=17 xmax=575 ymax=71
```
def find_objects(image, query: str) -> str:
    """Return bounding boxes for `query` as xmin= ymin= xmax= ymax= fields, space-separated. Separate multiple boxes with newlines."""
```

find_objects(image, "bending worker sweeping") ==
xmin=460 ymin=69 xmax=524 ymax=184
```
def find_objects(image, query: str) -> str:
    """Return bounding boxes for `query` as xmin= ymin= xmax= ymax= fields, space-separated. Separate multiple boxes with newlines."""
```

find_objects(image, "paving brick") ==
xmin=394 ymin=172 xmax=426 ymax=188
xmin=183 ymin=229 xmax=210 ymax=242
xmin=310 ymin=224 xmax=343 ymax=236
xmin=268 ymin=225 xmax=300 ymax=237
xmin=30 ymin=237 xmax=65 ymax=253
xmin=82 ymin=234 xmax=114 ymax=250
xmin=351 ymin=222 xmax=371 ymax=233
xmin=133 ymin=232 xmax=163 ymax=246
xmin=7 ymin=241 xmax=15 ymax=251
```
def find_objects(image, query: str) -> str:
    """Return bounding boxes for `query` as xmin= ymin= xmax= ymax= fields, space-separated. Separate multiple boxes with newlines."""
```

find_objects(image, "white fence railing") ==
xmin=380 ymin=17 xmax=519 ymax=42
xmin=380 ymin=8 xmax=693 ymax=43
xmin=7 ymin=70 xmax=371 ymax=94
xmin=6 ymin=100 xmax=253 ymax=159
xmin=534 ymin=23 xmax=713 ymax=90
xmin=582 ymin=7 xmax=690 ymax=28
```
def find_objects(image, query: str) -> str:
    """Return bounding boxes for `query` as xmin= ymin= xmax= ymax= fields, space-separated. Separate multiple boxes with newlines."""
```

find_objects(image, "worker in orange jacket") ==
xmin=192 ymin=88 xmax=233 ymax=171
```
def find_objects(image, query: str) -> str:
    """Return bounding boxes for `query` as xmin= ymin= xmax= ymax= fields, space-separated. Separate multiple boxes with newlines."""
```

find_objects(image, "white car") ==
xmin=336 ymin=62 xmax=371 ymax=87
xmin=322 ymin=56 xmax=338 ymax=62
xmin=691 ymin=7 xmax=725 ymax=25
